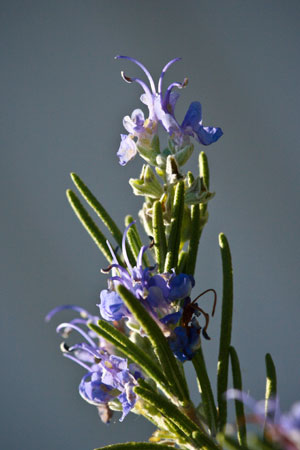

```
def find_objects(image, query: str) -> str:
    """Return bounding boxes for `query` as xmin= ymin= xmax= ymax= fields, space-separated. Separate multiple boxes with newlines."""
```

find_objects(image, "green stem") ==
xmin=217 ymin=233 xmax=234 ymax=430
xmin=66 ymin=189 xmax=112 ymax=262
xmin=229 ymin=346 xmax=247 ymax=446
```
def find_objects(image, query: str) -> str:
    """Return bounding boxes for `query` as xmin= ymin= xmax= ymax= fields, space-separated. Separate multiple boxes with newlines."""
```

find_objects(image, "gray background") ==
xmin=1 ymin=1 xmax=300 ymax=449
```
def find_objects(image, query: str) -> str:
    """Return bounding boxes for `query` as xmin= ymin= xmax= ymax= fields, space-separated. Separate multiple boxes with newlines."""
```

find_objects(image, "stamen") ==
xmin=158 ymin=57 xmax=181 ymax=97
xmin=116 ymin=55 xmax=156 ymax=94
xmin=45 ymin=305 xmax=91 ymax=322
xmin=63 ymin=353 xmax=91 ymax=371
xmin=56 ymin=323 xmax=96 ymax=348
xmin=163 ymin=78 xmax=188 ymax=111
xmin=121 ymin=72 xmax=153 ymax=98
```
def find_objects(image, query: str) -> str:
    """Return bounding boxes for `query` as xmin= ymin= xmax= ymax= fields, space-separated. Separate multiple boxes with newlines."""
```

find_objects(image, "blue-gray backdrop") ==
xmin=1 ymin=1 xmax=300 ymax=449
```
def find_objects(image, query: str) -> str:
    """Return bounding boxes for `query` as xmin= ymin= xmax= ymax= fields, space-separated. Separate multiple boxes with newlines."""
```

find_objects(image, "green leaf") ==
xmin=152 ymin=201 xmax=167 ymax=273
xmin=200 ymin=151 xmax=210 ymax=190
xmin=217 ymin=233 xmax=234 ymax=430
xmin=94 ymin=443 xmax=176 ymax=450
xmin=192 ymin=347 xmax=217 ymax=436
xmin=265 ymin=353 xmax=277 ymax=424
xmin=185 ymin=204 xmax=200 ymax=276
xmin=135 ymin=385 xmax=220 ymax=450
xmin=177 ymin=250 xmax=187 ymax=274
xmin=66 ymin=190 xmax=112 ymax=262
xmin=164 ymin=180 xmax=185 ymax=272
xmin=70 ymin=173 xmax=123 ymax=246
xmin=218 ymin=434 xmax=248 ymax=450
xmin=125 ymin=215 xmax=150 ymax=267
xmin=89 ymin=321 xmax=171 ymax=398
xmin=229 ymin=346 xmax=247 ymax=446
xmin=116 ymin=284 xmax=190 ymax=403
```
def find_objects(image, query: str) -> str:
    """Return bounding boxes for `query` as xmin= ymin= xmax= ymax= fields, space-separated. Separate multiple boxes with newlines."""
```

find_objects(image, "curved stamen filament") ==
xmin=116 ymin=55 xmax=156 ymax=94
xmin=163 ymin=78 xmax=188 ymax=111
xmin=45 ymin=305 xmax=91 ymax=322
xmin=63 ymin=353 xmax=91 ymax=371
xmin=158 ymin=57 xmax=181 ymax=98
xmin=56 ymin=323 xmax=96 ymax=348
xmin=121 ymin=72 xmax=153 ymax=99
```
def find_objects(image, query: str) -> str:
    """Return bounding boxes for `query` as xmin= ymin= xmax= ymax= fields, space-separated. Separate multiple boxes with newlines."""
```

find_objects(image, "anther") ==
xmin=121 ymin=71 xmax=133 ymax=83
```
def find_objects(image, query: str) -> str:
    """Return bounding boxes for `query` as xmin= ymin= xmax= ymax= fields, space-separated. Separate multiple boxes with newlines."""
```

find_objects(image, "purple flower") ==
xmin=168 ymin=323 xmax=201 ymax=362
xmin=99 ymin=223 xmax=196 ymax=328
xmin=46 ymin=305 xmax=139 ymax=422
xmin=227 ymin=390 xmax=300 ymax=449
xmin=116 ymin=55 xmax=223 ymax=165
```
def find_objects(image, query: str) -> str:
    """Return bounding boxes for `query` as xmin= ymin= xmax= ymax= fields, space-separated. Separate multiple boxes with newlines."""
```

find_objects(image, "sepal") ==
xmin=129 ymin=165 xmax=163 ymax=198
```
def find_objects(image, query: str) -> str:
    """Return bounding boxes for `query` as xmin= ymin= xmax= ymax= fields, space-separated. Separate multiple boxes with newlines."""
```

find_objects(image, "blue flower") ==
xmin=116 ymin=55 xmax=223 ymax=165
xmin=227 ymin=390 xmax=300 ymax=449
xmin=46 ymin=306 xmax=139 ymax=422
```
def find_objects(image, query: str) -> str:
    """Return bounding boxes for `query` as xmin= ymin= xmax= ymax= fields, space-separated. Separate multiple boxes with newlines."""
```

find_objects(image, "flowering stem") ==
xmin=164 ymin=180 xmax=185 ymax=273
xmin=116 ymin=284 xmax=190 ymax=403
xmin=152 ymin=201 xmax=167 ymax=273
xmin=89 ymin=321 xmax=172 ymax=398
xmin=217 ymin=233 xmax=234 ymax=431
xmin=264 ymin=353 xmax=277 ymax=424
xmin=66 ymin=189 xmax=112 ymax=262
xmin=229 ymin=346 xmax=247 ymax=446
xmin=192 ymin=347 xmax=218 ymax=436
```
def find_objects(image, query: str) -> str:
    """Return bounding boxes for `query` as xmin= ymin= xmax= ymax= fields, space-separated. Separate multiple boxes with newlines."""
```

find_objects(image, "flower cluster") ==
xmin=116 ymin=55 xmax=223 ymax=167
xmin=46 ymin=306 xmax=141 ymax=422
xmin=99 ymin=223 xmax=215 ymax=362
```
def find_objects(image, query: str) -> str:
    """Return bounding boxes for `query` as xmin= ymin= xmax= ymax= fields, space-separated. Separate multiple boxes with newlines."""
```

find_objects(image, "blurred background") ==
xmin=1 ymin=1 xmax=300 ymax=448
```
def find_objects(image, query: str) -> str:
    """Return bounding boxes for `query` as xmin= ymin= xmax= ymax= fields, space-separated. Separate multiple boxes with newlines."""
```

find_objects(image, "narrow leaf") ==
xmin=116 ymin=284 xmax=189 ymax=403
xmin=229 ymin=346 xmax=247 ymax=446
xmin=185 ymin=204 xmax=201 ymax=276
xmin=192 ymin=347 xmax=217 ymax=436
xmin=125 ymin=215 xmax=149 ymax=267
xmin=135 ymin=386 xmax=219 ymax=450
xmin=94 ymin=443 xmax=175 ymax=450
xmin=164 ymin=180 xmax=185 ymax=272
xmin=71 ymin=173 xmax=123 ymax=245
xmin=217 ymin=233 xmax=234 ymax=430
xmin=218 ymin=435 xmax=248 ymax=450
xmin=200 ymin=151 xmax=210 ymax=190
xmin=265 ymin=353 xmax=277 ymax=423
xmin=177 ymin=250 xmax=187 ymax=274
xmin=89 ymin=321 xmax=171 ymax=397
xmin=152 ymin=201 xmax=167 ymax=272
xmin=66 ymin=190 xmax=112 ymax=262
